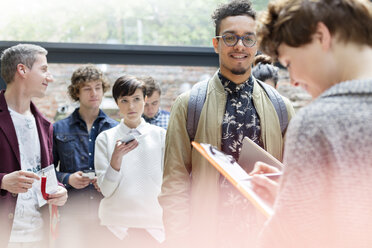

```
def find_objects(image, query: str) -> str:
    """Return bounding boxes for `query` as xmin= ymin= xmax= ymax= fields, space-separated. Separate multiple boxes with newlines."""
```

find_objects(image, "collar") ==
xmin=218 ymin=71 xmax=253 ymax=93
xmin=319 ymin=79 xmax=372 ymax=99
xmin=70 ymin=108 xmax=107 ymax=125
xmin=120 ymin=118 xmax=148 ymax=135
xmin=143 ymin=109 xmax=161 ymax=122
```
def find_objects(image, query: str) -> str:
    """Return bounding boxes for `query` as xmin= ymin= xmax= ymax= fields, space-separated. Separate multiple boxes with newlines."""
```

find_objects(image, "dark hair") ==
xmin=68 ymin=64 xmax=110 ymax=101
xmin=139 ymin=76 xmax=161 ymax=97
xmin=0 ymin=44 xmax=47 ymax=84
xmin=252 ymin=54 xmax=279 ymax=87
xmin=112 ymin=75 xmax=146 ymax=102
xmin=257 ymin=0 xmax=372 ymax=58
xmin=212 ymin=0 xmax=256 ymax=36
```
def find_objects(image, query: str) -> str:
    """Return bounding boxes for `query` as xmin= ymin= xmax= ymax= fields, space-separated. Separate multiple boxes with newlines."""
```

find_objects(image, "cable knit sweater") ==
xmin=95 ymin=119 xmax=165 ymax=228
xmin=258 ymin=79 xmax=372 ymax=248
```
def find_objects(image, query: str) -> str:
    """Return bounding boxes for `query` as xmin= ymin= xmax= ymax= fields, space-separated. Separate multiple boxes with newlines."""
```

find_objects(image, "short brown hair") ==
xmin=68 ymin=65 xmax=110 ymax=101
xmin=257 ymin=0 xmax=372 ymax=58
xmin=140 ymin=76 xmax=161 ymax=97
xmin=112 ymin=75 xmax=146 ymax=102
xmin=1 ymin=44 xmax=47 ymax=84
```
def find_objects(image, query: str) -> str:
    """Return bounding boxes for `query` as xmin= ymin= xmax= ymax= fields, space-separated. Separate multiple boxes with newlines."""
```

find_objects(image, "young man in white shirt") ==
xmin=0 ymin=44 xmax=67 ymax=248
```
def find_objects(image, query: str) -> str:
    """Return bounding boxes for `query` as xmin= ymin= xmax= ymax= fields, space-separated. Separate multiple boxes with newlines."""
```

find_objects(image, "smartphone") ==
xmin=120 ymin=134 xmax=136 ymax=144
xmin=82 ymin=169 xmax=96 ymax=179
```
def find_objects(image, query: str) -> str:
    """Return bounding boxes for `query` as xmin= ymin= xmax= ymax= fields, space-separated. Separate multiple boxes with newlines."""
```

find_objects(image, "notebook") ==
xmin=238 ymin=137 xmax=284 ymax=173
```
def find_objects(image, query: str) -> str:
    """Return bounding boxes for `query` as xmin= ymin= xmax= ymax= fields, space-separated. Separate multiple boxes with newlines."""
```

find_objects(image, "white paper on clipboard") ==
xmin=192 ymin=142 xmax=274 ymax=218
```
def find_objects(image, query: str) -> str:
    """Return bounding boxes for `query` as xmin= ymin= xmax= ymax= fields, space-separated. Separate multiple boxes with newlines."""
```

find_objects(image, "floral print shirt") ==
xmin=218 ymin=72 xmax=265 ymax=248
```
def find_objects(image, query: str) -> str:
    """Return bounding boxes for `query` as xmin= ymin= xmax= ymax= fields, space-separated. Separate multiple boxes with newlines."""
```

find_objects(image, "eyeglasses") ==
xmin=216 ymin=33 xmax=257 ymax=47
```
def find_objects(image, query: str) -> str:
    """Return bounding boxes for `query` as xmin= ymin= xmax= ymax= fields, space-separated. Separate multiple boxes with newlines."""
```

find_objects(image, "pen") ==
xmin=241 ymin=172 xmax=282 ymax=181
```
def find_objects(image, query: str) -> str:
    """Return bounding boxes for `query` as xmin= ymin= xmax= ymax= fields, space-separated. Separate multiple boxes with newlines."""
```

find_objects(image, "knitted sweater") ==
xmin=258 ymin=79 xmax=372 ymax=248
xmin=95 ymin=119 xmax=166 ymax=228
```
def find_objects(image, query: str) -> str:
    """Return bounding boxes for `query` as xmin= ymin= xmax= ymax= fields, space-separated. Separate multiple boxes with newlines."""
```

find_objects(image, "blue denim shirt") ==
xmin=53 ymin=108 xmax=118 ymax=187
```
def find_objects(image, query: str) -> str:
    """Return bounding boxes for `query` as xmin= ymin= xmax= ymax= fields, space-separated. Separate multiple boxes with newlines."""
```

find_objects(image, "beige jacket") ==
xmin=159 ymin=71 xmax=295 ymax=246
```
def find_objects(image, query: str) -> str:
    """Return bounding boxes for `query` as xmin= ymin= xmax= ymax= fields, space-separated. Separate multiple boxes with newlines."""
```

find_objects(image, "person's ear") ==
xmin=314 ymin=22 xmax=332 ymax=51
xmin=212 ymin=37 xmax=219 ymax=54
xmin=16 ymin=64 xmax=27 ymax=77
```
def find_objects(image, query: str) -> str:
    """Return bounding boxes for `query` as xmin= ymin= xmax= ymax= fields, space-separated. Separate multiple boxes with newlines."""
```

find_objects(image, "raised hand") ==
xmin=110 ymin=139 xmax=139 ymax=171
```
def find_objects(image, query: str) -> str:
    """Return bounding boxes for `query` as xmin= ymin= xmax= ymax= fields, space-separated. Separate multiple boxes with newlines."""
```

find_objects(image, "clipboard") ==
xmin=192 ymin=141 xmax=274 ymax=218
xmin=238 ymin=137 xmax=284 ymax=173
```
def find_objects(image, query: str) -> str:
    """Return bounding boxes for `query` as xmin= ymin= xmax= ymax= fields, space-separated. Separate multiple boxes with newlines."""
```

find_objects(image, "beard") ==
xmin=230 ymin=68 xmax=247 ymax=75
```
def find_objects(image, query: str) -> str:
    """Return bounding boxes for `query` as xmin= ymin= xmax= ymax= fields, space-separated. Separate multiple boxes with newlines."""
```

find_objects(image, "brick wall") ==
xmin=32 ymin=63 xmax=311 ymax=122
xmin=33 ymin=63 xmax=218 ymax=122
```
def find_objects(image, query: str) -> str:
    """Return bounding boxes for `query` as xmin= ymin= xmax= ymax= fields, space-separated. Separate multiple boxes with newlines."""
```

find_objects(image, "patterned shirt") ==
xmin=220 ymin=73 xmax=262 ymax=162
xmin=143 ymin=109 xmax=170 ymax=130
xmin=217 ymin=72 xmax=265 ymax=248
xmin=8 ymin=108 xmax=43 ymax=242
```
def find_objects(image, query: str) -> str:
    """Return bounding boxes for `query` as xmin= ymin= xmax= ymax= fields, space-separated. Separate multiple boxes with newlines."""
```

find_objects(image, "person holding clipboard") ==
xmin=251 ymin=0 xmax=372 ymax=247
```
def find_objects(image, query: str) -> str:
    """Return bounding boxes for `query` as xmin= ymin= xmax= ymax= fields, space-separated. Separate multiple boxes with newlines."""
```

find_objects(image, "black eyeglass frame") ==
xmin=215 ymin=33 xmax=257 ymax=48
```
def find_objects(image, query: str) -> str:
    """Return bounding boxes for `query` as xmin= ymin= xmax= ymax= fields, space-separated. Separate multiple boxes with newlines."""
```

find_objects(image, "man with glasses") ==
xmin=159 ymin=1 xmax=295 ymax=247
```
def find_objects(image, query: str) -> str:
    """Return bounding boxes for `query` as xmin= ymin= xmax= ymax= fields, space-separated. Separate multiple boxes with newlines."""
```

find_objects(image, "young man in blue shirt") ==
xmin=53 ymin=65 xmax=117 ymax=247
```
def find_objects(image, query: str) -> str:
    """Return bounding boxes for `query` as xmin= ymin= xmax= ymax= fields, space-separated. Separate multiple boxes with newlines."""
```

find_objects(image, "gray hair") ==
xmin=1 ymin=44 xmax=48 ymax=84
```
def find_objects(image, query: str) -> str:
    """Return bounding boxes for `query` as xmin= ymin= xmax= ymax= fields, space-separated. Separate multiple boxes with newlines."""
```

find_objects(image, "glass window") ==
xmin=0 ymin=0 xmax=269 ymax=46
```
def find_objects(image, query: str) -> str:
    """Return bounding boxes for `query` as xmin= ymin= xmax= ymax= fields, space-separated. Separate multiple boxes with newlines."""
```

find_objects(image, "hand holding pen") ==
xmin=248 ymin=161 xmax=281 ymax=205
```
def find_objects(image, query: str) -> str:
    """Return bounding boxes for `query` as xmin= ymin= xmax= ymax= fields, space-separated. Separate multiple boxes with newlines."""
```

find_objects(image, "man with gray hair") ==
xmin=0 ymin=44 xmax=67 ymax=248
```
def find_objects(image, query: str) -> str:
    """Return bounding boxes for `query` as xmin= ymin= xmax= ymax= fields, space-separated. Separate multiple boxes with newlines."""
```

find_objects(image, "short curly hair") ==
xmin=257 ymin=0 xmax=372 ymax=59
xmin=211 ymin=0 xmax=256 ymax=36
xmin=68 ymin=65 xmax=110 ymax=101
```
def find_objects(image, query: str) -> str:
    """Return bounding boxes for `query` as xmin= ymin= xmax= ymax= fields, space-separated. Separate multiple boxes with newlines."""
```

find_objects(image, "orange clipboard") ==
xmin=192 ymin=141 xmax=273 ymax=218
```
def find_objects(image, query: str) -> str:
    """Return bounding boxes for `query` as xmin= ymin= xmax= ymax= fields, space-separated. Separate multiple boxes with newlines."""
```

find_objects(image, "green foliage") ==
xmin=0 ymin=0 xmax=270 ymax=46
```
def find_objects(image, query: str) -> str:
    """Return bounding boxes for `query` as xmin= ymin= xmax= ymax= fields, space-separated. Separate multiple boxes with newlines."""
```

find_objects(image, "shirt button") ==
xmin=11 ymin=193 xmax=17 ymax=197
xmin=92 ymin=126 xmax=95 ymax=129
xmin=89 ymin=167 xmax=92 ymax=170
xmin=89 ymin=139 xmax=92 ymax=142
xmin=8 ymin=213 xmax=14 ymax=219
xmin=89 ymin=153 xmax=92 ymax=156
xmin=81 ymin=156 xmax=85 ymax=160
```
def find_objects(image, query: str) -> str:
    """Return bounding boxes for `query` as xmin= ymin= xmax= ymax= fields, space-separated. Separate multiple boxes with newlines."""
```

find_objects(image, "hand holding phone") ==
xmin=81 ymin=170 xmax=96 ymax=180
xmin=120 ymin=134 xmax=136 ymax=144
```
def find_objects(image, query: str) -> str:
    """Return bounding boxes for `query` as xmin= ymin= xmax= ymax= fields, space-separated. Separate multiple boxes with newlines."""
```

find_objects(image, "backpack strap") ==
xmin=186 ymin=79 xmax=209 ymax=141
xmin=186 ymin=77 xmax=289 ymax=141
xmin=254 ymin=77 xmax=289 ymax=134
